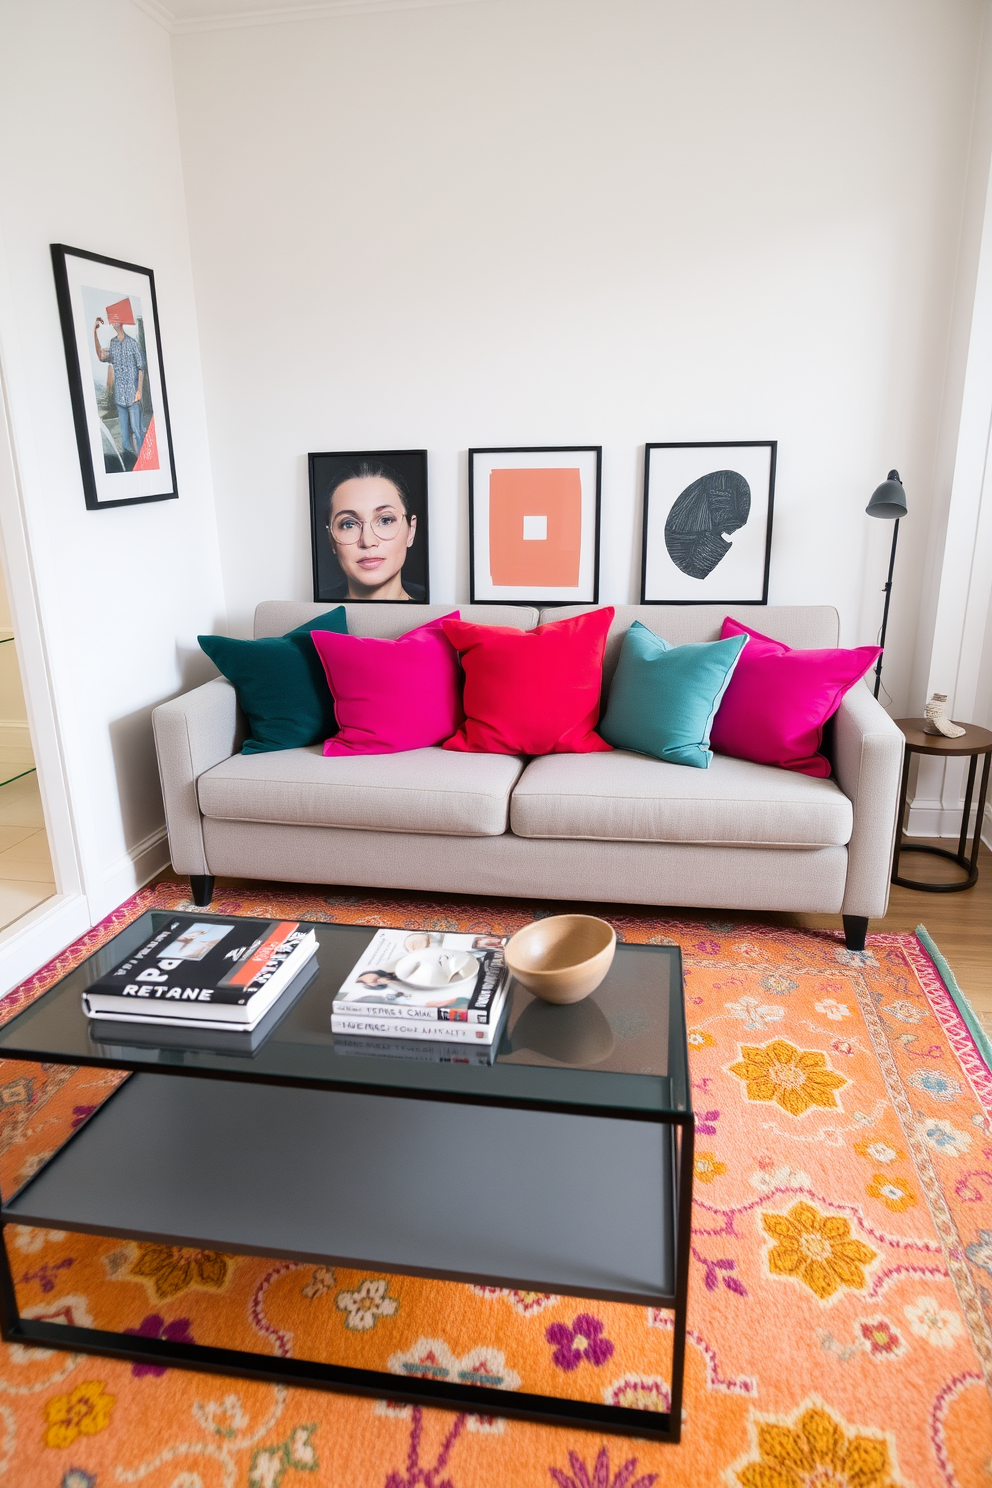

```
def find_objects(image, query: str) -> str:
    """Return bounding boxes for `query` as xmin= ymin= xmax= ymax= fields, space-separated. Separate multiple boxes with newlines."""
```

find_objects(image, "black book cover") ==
xmin=88 ymin=916 xmax=309 ymax=1007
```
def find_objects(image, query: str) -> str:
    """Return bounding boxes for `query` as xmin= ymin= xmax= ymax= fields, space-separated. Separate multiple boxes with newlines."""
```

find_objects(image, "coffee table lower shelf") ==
xmin=0 ymin=1072 xmax=689 ymax=1440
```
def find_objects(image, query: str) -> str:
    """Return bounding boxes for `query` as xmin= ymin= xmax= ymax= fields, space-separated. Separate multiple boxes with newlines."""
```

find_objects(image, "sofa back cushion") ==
xmin=541 ymin=605 xmax=840 ymax=693
xmin=255 ymin=602 xmax=539 ymax=640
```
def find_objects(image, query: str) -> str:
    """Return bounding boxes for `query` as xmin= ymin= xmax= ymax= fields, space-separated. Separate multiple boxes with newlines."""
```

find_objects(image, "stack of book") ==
xmin=82 ymin=915 xmax=318 ymax=1033
xmin=331 ymin=929 xmax=510 ymax=1060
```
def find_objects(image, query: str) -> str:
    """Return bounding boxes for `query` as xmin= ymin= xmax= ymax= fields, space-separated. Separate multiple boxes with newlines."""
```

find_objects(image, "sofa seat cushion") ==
xmin=509 ymin=751 xmax=853 ymax=847
xmin=198 ymin=746 xmax=525 ymax=837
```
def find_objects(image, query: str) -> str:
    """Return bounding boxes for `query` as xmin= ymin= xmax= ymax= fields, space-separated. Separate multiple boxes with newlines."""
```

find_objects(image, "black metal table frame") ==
xmin=892 ymin=742 xmax=992 ymax=892
xmin=0 ymin=970 xmax=693 ymax=1443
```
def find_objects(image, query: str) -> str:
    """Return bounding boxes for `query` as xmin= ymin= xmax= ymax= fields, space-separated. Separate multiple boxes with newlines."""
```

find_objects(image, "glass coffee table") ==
xmin=0 ymin=913 xmax=693 ymax=1441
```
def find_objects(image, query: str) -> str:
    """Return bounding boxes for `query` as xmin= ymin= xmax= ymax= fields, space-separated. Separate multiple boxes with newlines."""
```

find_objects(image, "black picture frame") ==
xmin=468 ymin=446 xmax=602 ymax=607
xmin=309 ymin=450 xmax=430 ymax=604
xmin=640 ymin=441 xmax=776 ymax=605
xmin=51 ymin=244 xmax=178 ymax=510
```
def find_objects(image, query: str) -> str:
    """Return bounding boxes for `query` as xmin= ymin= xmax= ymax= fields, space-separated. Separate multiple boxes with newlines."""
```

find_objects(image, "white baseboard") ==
xmin=0 ymin=892 xmax=92 ymax=998
xmin=0 ymin=719 xmax=32 ymax=751
xmin=906 ymin=796 xmax=992 ymax=850
xmin=95 ymin=826 xmax=169 ymax=920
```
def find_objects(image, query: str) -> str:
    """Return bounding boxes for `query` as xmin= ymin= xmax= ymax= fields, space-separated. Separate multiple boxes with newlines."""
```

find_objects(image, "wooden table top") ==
xmin=895 ymin=719 xmax=992 ymax=757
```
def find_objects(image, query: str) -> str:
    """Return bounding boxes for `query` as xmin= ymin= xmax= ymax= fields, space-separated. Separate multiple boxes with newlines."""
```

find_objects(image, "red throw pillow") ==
xmin=441 ymin=609 xmax=615 ymax=755
xmin=710 ymin=618 xmax=881 ymax=778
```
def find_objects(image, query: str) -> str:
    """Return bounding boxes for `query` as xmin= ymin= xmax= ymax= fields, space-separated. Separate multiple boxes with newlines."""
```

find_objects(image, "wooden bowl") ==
xmin=504 ymin=915 xmax=616 ymax=1004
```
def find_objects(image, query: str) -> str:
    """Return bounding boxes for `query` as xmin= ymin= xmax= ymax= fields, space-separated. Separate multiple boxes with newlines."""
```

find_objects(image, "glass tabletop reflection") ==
xmin=0 ymin=913 xmax=689 ymax=1119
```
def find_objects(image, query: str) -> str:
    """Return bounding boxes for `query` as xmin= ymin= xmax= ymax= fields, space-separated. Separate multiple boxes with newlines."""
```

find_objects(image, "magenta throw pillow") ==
xmin=709 ymin=618 xmax=881 ymax=778
xmin=312 ymin=614 xmax=464 ymax=756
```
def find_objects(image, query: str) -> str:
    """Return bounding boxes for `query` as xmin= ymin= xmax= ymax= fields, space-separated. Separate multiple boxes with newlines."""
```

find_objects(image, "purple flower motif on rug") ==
xmin=62 ymin=1472 xmax=97 ymax=1488
xmin=549 ymin=1446 xmax=657 ymax=1488
xmin=70 ymin=1104 xmax=97 ymax=1130
xmin=122 ymin=1312 xmax=195 ymax=1376
xmin=696 ymin=1109 xmax=720 ymax=1136
xmin=546 ymin=1314 xmax=614 ymax=1371
xmin=692 ymin=1246 xmax=747 ymax=1296
xmin=20 ymin=1257 xmax=73 ymax=1293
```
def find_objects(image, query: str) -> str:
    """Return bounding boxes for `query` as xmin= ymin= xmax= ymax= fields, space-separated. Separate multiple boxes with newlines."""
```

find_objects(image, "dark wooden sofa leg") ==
xmin=842 ymin=915 xmax=868 ymax=952
xmin=190 ymin=875 xmax=215 ymax=908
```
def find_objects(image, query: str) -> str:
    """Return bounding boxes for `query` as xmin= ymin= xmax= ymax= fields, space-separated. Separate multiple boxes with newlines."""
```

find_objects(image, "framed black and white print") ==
xmin=51 ymin=245 xmax=178 ymax=509
xmin=641 ymin=441 xmax=776 ymax=604
xmin=469 ymin=446 xmax=601 ymax=605
xmin=309 ymin=450 xmax=429 ymax=604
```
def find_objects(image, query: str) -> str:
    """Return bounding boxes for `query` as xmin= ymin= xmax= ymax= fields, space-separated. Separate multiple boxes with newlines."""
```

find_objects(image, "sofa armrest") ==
xmin=830 ymin=685 xmax=904 ymax=920
xmin=152 ymin=679 xmax=242 ymax=876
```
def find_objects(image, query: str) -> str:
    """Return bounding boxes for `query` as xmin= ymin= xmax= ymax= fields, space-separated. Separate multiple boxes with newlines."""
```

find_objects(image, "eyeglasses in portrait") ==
xmin=309 ymin=450 xmax=430 ymax=604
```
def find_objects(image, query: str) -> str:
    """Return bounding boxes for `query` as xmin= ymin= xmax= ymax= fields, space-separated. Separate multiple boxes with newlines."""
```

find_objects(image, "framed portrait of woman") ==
xmin=309 ymin=450 xmax=430 ymax=604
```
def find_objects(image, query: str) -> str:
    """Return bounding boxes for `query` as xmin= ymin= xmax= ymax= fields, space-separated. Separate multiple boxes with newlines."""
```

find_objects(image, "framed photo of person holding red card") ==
xmin=468 ymin=446 xmax=601 ymax=606
xmin=51 ymin=244 xmax=178 ymax=509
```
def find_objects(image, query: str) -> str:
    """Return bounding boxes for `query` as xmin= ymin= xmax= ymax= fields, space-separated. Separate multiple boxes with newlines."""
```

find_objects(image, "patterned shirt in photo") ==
xmin=105 ymin=332 xmax=145 ymax=406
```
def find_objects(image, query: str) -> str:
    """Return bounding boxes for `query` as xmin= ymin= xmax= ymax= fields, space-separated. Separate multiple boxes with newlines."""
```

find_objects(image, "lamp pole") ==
xmin=865 ymin=469 xmax=907 ymax=704
xmin=873 ymin=517 xmax=899 ymax=700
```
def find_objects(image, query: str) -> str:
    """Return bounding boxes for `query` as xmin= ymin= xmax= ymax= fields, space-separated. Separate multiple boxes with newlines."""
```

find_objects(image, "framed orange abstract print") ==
xmin=469 ymin=447 xmax=601 ymax=605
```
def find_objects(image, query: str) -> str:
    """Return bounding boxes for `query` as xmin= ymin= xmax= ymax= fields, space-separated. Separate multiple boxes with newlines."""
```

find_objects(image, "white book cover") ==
xmin=334 ymin=929 xmax=507 ymax=1023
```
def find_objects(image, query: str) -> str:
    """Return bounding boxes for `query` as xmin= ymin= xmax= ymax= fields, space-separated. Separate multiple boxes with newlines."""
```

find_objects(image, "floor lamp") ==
xmin=866 ymin=470 xmax=907 ymax=700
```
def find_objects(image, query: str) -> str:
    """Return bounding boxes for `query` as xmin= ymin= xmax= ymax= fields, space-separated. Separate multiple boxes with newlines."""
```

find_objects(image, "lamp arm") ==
xmin=873 ymin=517 xmax=900 ymax=701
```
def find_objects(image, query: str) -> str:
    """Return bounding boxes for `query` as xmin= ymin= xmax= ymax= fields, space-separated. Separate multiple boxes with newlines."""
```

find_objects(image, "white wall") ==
xmin=0 ymin=0 xmax=227 ymax=930
xmin=173 ymin=0 xmax=985 ymax=717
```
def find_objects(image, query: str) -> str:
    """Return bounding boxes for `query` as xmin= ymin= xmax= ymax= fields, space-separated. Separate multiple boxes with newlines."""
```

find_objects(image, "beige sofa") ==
xmin=152 ymin=602 xmax=905 ymax=950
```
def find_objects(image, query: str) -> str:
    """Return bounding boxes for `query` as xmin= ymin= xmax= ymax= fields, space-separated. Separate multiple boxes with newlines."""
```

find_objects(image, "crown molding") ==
xmin=129 ymin=0 xmax=177 ymax=27
xmin=129 ymin=0 xmax=492 ymax=33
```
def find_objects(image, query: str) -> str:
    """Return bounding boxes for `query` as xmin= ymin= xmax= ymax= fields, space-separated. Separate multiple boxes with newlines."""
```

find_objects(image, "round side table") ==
xmin=891 ymin=719 xmax=992 ymax=892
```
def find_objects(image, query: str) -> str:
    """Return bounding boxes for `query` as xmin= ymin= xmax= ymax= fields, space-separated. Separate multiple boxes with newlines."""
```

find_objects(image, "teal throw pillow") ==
xmin=199 ymin=608 xmax=348 ymax=754
xmin=599 ymin=621 xmax=747 ymax=768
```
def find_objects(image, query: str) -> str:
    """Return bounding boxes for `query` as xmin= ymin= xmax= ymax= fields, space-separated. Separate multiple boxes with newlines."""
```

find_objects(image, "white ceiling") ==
xmin=131 ymin=0 xmax=489 ymax=31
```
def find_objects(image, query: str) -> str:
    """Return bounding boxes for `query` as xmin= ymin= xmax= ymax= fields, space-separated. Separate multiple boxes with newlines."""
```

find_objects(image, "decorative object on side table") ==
xmin=309 ymin=450 xmax=429 ymax=603
xmin=923 ymin=693 xmax=966 ymax=738
xmin=640 ymin=441 xmax=775 ymax=604
xmin=468 ymin=446 xmax=601 ymax=605
xmin=51 ymin=244 xmax=178 ymax=509
xmin=865 ymin=470 xmax=908 ymax=700
xmin=891 ymin=719 xmax=992 ymax=891
xmin=504 ymin=914 xmax=616 ymax=1004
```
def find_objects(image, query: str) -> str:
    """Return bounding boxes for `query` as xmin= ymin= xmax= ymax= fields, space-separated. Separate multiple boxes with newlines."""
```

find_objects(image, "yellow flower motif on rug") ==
xmin=687 ymin=1028 xmax=714 ymax=1048
xmin=128 ymin=1244 xmax=232 ymax=1301
xmin=694 ymin=1151 xmax=727 ymax=1183
xmin=42 ymin=1380 xmax=115 ymax=1448
xmin=762 ymin=1201 xmax=876 ymax=1300
xmin=733 ymin=1399 xmax=903 ymax=1488
xmin=866 ymin=1175 xmax=917 ymax=1212
xmin=729 ymin=1040 xmax=847 ymax=1116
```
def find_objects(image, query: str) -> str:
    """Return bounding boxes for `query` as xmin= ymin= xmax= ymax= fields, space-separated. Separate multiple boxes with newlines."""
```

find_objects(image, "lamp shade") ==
xmin=866 ymin=469 xmax=907 ymax=520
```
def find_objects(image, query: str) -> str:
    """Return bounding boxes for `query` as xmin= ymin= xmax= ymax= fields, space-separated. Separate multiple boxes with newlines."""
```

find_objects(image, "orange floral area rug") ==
xmin=0 ymin=879 xmax=990 ymax=1487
